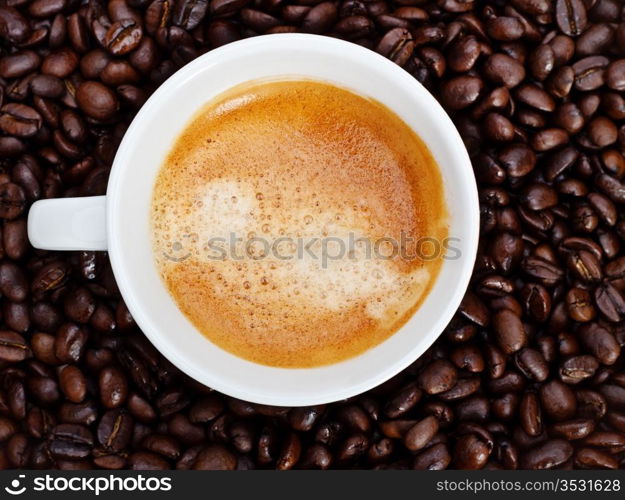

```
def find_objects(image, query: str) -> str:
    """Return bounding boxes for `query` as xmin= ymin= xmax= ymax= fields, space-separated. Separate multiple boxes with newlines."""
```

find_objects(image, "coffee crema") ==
xmin=151 ymin=80 xmax=448 ymax=368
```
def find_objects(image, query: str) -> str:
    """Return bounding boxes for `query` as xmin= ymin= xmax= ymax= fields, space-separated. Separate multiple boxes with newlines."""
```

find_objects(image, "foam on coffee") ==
xmin=151 ymin=80 xmax=448 ymax=367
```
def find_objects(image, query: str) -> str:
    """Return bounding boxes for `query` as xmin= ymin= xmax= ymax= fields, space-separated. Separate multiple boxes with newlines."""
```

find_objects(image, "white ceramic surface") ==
xmin=28 ymin=34 xmax=479 ymax=406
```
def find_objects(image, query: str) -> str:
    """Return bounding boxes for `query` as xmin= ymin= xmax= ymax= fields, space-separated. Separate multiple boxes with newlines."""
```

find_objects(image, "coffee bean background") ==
xmin=1 ymin=0 xmax=625 ymax=471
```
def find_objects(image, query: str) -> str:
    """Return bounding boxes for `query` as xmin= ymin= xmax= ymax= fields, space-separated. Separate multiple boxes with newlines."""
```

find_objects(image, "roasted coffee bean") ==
xmin=376 ymin=28 xmax=414 ymax=67
xmin=104 ymin=19 xmax=143 ymax=56
xmin=3 ymin=219 xmax=27 ymax=260
xmin=301 ymin=2 xmax=336 ymax=34
xmin=439 ymin=377 xmax=480 ymax=401
xmin=451 ymin=345 xmax=484 ymax=373
xmin=515 ymin=348 xmax=548 ymax=381
xmin=0 ymin=50 xmax=41 ymax=79
xmin=576 ymin=23 xmax=613 ymax=57
xmin=447 ymin=36 xmax=481 ymax=73
xmin=520 ymin=393 xmax=543 ymax=437
xmin=403 ymin=416 xmax=439 ymax=452
xmin=0 ymin=104 xmax=42 ymax=137
xmin=188 ymin=395 xmax=223 ymax=424
xmin=582 ymin=431 xmax=625 ymax=448
xmin=0 ymin=7 xmax=31 ymax=44
xmin=487 ymin=16 xmax=524 ymax=42
xmin=529 ymin=44 xmax=554 ymax=81
xmin=48 ymin=424 xmax=94 ymax=459
xmin=540 ymin=380 xmax=577 ymax=421
xmin=41 ymin=48 xmax=78 ymax=78
xmin=520 ymin=439 xmax=573 ymax=469
xmin=521 ymin=283 xmax=551 ymax=322
xmin=142 ymin=433 xmax=180 ymax=460
xmin=60 ymin=110 xmax=87 ymax=144
xmin=595 ymin=281 xmax=625 ymax=322
xmin=58 ymin=401 xmax=98 ymax=426
xmin=599 ymin=384 xmax=625 ymax=410
xmin=606 ymin=59 xmax=625 ymax=91
xmin=588 ymin=192 xmax=616 ymax=226
xmin=99 ymin=367 xmax=128 ymax=409
xmin=0 ymin=330 xmax=30 ymax=362
xmin=4 ymin=301 xmax=30 ymax=333
xmin=577 ymin=323 xmax=621 ymax=365
xmin=556 ymin=0 xmax=587 ymax=37
xmin=573 ymin=56 xmax=608 ymax=91
xmin=0 ymin=262 xmax=28 ymax=301
xmin=596 ymin=174 xmax=625 ymax=203
xmin=55 ymin=323 xmax=87 ymax=363
xmin=97 ymin=409 xmax=133 ymax=452
xmin=483 ymin=54 xmax=526 ymax=88
xmin=492 ymin=393 xmax=518 ymax=420
xmin=58 ymin=365 xmax=87 ymax=403
xmin=566 ymin=287 xmax=595 ymax=322
xmin=128 ymin=451 xmax=169 ymax=470
xmin=31 ymin=260 xmax=70 ymax=295
xmin=440 ymin=76 xmax=483 ymax=110
xmin=498 ymin=144 xmax=536 ymax=177
xmin=453 ymin=434 xmax=491 ymax=470
xmin=384 ymin=382 xmax=421 ymax=418
xmin=418 ymin=360 xmax=457 ymax=395
xmin=192 ymin=444 xmax=236 ymax=470
xmin=575 ymin=448 xmax=618 ymax=469
xmin=550 ymin=419 xmax=595 ymax=440
xmin=576 ymin=389 xmax=607 ymax=420
xmin=412 ymin=443 xmax=450 ymax=470
xmin=559 ymin=356 xmax=599 ymax=384
xmin=492 ymin=309 xmax=527 ymax=354
xmin=76 ymin=81 xmax=119 ymax=120
xmin=567 ymin=250 xmax=601 ymax=283
xmin=588 ymin=116 xmax=617 ymax=147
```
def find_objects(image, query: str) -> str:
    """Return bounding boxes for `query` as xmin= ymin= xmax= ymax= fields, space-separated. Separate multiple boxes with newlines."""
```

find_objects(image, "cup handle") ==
xmin=27 ymin=196 xmax=108 ymax=251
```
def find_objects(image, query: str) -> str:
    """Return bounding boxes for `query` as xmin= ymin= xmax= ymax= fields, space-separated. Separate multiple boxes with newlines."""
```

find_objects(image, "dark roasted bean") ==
xmin=577 ymin=323 xmax=621 ymax=365
xmin=555 ymin=0 xmax=587 ymax=37
xmin=493 ymin=309 xmax=527 ymax=354
xmin=98 ymin=409 xmax=133 ymax=452
xmin=58 ymin=365 xmax=87 ymax=403
xmin=483 ymin=54 xmax=526 ymax=88
xmin=418 ymin=360 xmax=457 ymax=395
xmin=520 ymin=439 xmax=573 ymax=469
xmin=520 ymin=393 xmax=543 ymax=437
xmin=404 ymin=416 xmax=439 ymax=452
xmin=573 ymin=56 xmax=608 ymax=91
xmin=540 ymin=380 xmax=577 ymax=421
xmin=441 ymin=76 xmax=484 ymax=110
xmin=48 ymin=424 xmax=93 ymax=460
xmin=76 ymin=81 xmax=119 ymax=120
xmin=559 ymin=356 xmax=599 ymax=384
xmin=453 ymin=434 xmax=491 ymax=470
xmin=99 ymin=367 xmax=128 ymax=409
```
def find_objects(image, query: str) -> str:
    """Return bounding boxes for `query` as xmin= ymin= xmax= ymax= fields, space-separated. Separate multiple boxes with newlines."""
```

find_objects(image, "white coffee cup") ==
xmin=27 ymin=34 xmax=479 ymax=406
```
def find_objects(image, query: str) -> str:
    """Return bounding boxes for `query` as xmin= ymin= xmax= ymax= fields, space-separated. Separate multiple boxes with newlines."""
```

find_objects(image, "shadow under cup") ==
xmin=106 ymin=34 xmax=480 ymax=406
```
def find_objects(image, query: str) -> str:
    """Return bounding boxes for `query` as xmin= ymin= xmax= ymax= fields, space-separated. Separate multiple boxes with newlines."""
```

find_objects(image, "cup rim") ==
xmin=106 ymin=33 xmax=480 ymax=406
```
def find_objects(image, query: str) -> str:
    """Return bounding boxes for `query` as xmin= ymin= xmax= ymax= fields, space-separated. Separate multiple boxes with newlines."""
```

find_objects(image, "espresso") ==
xmin=151 ymin=80 xmax=447 ymax=368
